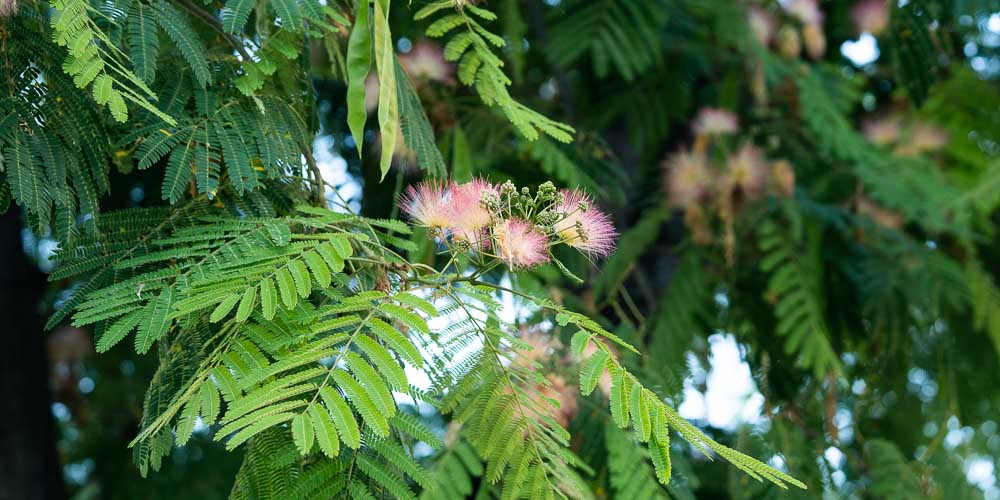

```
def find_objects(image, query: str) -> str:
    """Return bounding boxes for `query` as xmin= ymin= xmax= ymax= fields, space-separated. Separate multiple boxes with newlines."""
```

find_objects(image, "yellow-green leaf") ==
xmin=304 ymin=250 xmax=331 ymax=288
xmin=93 ymin=74 xmax=113 ymax=105
xmin=308 ymin=403 xmax=341 ymax=458
xmin=319 ymin=387 xmax=361 ymax=449
xmin=235 ymin=285 xmax=256 ymax=322
xmin=276 ymin=267 xmax=297 ymax=309
xmin=260 ymin=277 xmax=277 ymax=320
xmin=291 ymin=412 xmax=315 ymax=455
xmin=315 ymin=243 xmax=345 ymax=272
xmin=631 ymin=385 xmax=651 ymax=442
xmin=210 ymin=294 xmax=240 ymax=322
xmin=579 ymin=349 xmax=609 ymax=396
xmin=288 ymin=260 xmax=312 ymax=298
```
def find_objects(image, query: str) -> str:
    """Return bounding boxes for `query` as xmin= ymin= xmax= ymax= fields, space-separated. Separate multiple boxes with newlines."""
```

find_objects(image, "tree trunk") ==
xmin=0 ymin=208 xmax=66 ymax=500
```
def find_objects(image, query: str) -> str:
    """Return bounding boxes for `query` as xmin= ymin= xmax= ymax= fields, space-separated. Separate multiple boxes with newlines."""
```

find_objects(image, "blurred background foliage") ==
xmin=4 ymin=0 xmax=1000 ymax=498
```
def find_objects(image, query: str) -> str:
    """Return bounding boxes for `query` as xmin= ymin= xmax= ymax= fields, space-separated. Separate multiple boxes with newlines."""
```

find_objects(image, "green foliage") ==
xmin=435 ymin=285 xmax=593 ymax=498
xmin=9 ymin=0 xmax=999 ymax=498
xmin=1 ymin=16 xmax=119 ymax=237
xmin=48 ymin=0 xmax=173 ymax=124
xmin=644 ymin=252 xmax=712 ymax=396
xmin=866 ymin=439 xmax=924 ymax=499
xmin=887 ymin=0 xmax=939 ymax=106
xmin=566 ymin=317 xmax=806 ymax=491
xmin=790 ymin=63 xmax=966 ymax=235
xmin=966 ymin=257 xmax=1000 ymax=358
xmin=127 ymin=2 xmax=160 ymax=84
xmin=397 ymin=61 xmax=447 ymax=177
xmin=593 ymin=206 xmax=669 ymax=302
xmin=522 ymin=138 xmax=587 ymax=188
xmin=605 ymin=425 xmax=668 ymax=499
xmin=928 ymin=452 xmax=985 ymax=500
xmin=416 ymin=0 xmax=574 ymax=142
xmin=757 ymin=218 xmax=841 ymax=379
xmin=420 ymin=439 xmax=483 ymax=500
xmin=129 ymin=89 xmax=309 ymax=202
xmin=547 ymin=0 xmax=669 ymax=81
xmin=153 ymin=0 xmax=212 ymax=88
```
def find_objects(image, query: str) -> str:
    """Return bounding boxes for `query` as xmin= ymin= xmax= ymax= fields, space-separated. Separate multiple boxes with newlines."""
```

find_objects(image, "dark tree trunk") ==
xmin=0 ymin=208 xmax=66 ymax=500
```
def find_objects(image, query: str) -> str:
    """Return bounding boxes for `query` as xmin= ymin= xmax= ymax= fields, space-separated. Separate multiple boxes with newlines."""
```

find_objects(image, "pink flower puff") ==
xmin=851 ymin=0 xmax=889 ymax=35
xmin=692 ymin=107 xmax=739 ymax=136
xmin=748 ymin=6 xmax=777 ymax=46
xmin=664 ymin=150 xmax=712 ymax=208
xmin=785 ymin=0 xmax=823 ymax=25
xmin=726 ymin=143 xmax=768 ymax=198
xmin=400 ymin=181 xmax=451 ymax=229
xmin=447 ymin=179 xmax=497 ymax=249
xmin=399 ymin=40 xmax=455 ymax=85
xmin=493 ymin=219 xmax=550 ymax=269
xmin=552 ymin=190 xmax=617 ymax=259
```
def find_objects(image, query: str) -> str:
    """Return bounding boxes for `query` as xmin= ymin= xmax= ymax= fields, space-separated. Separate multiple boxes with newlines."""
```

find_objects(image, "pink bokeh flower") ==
xmin=552 ymin=190 xmax=617 ymax=259
xmin=664 ymin=150 xmax=712 ymax=208
xmin=802 ymin=22 xmax=827 ymax=60
xmin=893 ymin=122 xmax=950 ymax=156
xmin=748 ymin=6 xmax=777 ymax=46
xmin=771 ymin=159 xmax=796 ymax=198
xmin=364 ymin=74 xmax=380 ymax=113
xmin=785 ymin=0 xmax=823 ymax=25
xmin=726 ymin=143 xmax=768 ymax=199
xmin=515 ymin=326 xmax=561 ymax=369
xmin=493 ymin=219 xmax=550 ymax=269
xmin=851 ymin=0 xmax=890 ymax=35
xmin=863 ymin=116 xmax=902 ymax=145
xmin=0 ymin=0 xmax=18 ymax=17
xmin=447 ymin=179 xmax=497 ymax=248
xmin=692 ymin=107 xmax=739 ymax=136
xmin=908 ymin=122 xmax=950 ymax=152
xmin=399 ymin=181 xmax=451 ymax=229
xmin=399 ymin=40 xmax=455 ymax=85
xmin=857 ymin=196 xmax=903 ymax=230
xmin=537 ymin=374 xmax=578 ymax=428
xmin=513 ymin=373 xmax=579 ymax=429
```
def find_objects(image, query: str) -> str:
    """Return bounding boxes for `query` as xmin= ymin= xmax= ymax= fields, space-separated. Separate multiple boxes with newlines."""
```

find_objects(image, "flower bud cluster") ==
xmin=747 ymin=0 xmax=827 ymax=61
xmin=399 ymin=179 xmax=617 ymax=269
xmin=664 ymin=109 xmax=797 ymax=255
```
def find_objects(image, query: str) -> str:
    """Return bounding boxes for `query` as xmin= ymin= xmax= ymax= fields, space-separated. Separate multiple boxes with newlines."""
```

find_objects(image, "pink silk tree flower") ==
xmin=493 ymin=219 xmax=550 ymax=269
xmin=785 ymin=0 xmax=823 ymax=25
xmin=851 ymin=0 xmax=889 ymax=35
xmin=771 ymin=159 xmax=797 ymax=198
xmin=908 ymin=122 xmax=950 ymax=152
xmin=364 ymin=74 xmax=380 ymax=113
xmin=447 ymin=179 xmax=497 ymax=247
xmin=748 ymin=6 xmax=777 ymax=46
xmin=400 ymin=181 xmax=452 ymax=229
xmin=863 ymin=115 xmax=902 ymax=145
xmin=552 ymin=190 xmax=617 ymax=259
xmin=725 ymin=143 xmax=768 ymax=199
xmin=664 ymin=150 xmax=713 ymax=208
xmin=399 ymin=40 xmax=455 ymax=85
xmin=692 ymin=107 xmax=739 ymax=137
xmin=0 ymin=0 xmax=18 ymax=17
xmin=802 ymin=22 xmax=827 ymax=60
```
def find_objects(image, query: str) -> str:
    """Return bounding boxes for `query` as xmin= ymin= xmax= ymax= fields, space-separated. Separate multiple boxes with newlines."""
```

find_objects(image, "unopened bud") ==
xmin=777 ymin=26 xmax=802 ymax=59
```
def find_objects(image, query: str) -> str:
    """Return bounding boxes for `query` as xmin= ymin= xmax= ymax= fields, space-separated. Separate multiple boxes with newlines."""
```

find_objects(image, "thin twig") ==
xmin=302 ymin=145 xmax=327 ymax=206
